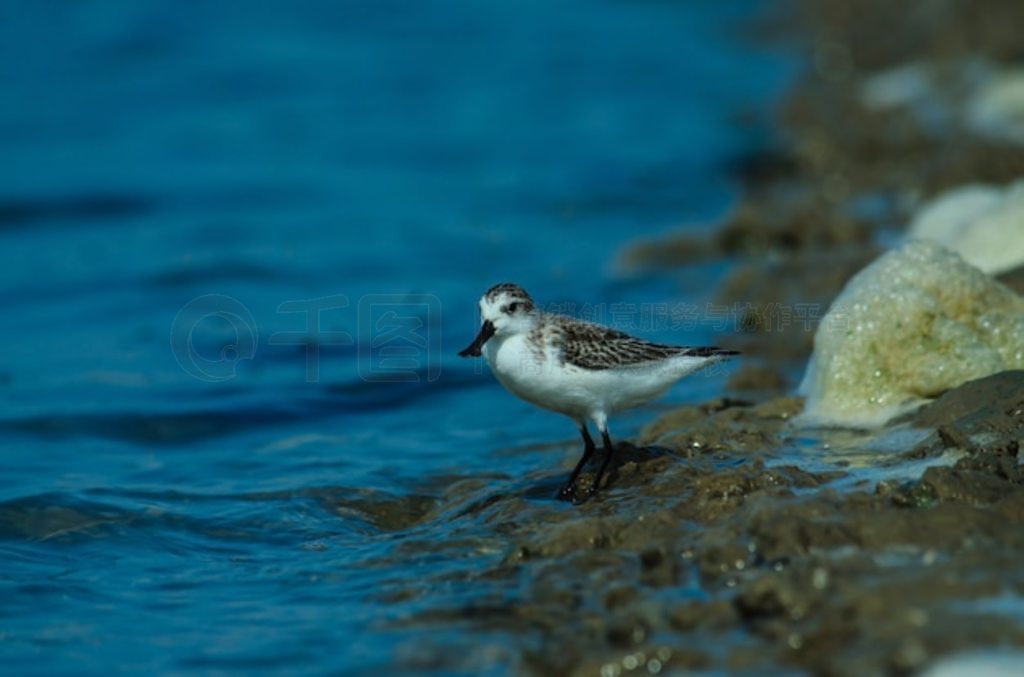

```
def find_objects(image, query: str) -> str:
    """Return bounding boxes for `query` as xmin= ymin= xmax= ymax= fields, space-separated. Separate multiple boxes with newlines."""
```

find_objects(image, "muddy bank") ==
xmin=381 ymin=372 xmax=1024 ymax=675
xmin=368 ymin=0 xmax=1024 ymax=671
xmin=381 ymin=0 xmax=1024 ymax=673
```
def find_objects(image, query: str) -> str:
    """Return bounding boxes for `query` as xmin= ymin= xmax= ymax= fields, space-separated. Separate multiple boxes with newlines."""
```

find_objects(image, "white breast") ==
xmin=482 ymin=333 xmax=580 ymax=416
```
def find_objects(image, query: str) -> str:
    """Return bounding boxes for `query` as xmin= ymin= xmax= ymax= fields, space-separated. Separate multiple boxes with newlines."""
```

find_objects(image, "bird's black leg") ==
xmin=557 ymin=425 xmax=596 ymax=500
xmin=589 ymin=428 xmax=616 ymax=495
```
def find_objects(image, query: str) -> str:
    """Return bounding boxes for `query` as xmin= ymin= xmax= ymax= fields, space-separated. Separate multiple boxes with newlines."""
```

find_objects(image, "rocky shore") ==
xmin=384 ymin=1 xmax=1024 ymax=673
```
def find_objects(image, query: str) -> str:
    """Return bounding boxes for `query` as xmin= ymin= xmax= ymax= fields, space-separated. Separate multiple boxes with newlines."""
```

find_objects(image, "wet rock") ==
xmin=919 ymin=465 xmax=1016 ymax=505
xmin=736 ymin=571 xmax=815 ymax=622
xmin=910 ymin=370 xmax=1024 ymax=431
xmin=906 ymin=371 xmax=1024 ymax=488
xmin=574 ymin=646 xmax=710 ymax=677
xmin=799 ymin=240 xmax=1024 ymax=427
xmin=696 ymin=541 xmax=753 ymax=581
xmin=605 ymin=616 xmax=649 ymax=648
xmin=603 ymin=586 xmax=640 ymax=611
xmin=639 ymin=397 xmax=801 ymax=455
xmin=670 ymin=599 xmax=737 ymax=631
xmin=895 ymin=371 xmax=1024 ymax=505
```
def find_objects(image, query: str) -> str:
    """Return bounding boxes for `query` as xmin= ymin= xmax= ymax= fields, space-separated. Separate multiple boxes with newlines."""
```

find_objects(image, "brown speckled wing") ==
xmin=553 ymin=317 xmax=731 ymax=370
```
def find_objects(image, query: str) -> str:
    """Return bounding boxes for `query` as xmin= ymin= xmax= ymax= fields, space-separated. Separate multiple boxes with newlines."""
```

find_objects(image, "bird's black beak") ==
xmin=458 ymin=320 xmax=496 ymax=357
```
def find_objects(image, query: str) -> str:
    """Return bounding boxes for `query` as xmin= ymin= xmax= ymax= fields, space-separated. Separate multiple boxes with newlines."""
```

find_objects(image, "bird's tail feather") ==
xmin=683 ymin=346 xmax=740 ymax=358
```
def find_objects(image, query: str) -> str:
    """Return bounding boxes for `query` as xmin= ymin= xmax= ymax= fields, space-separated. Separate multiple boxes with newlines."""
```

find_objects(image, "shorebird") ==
xmin=459 ymin=283 xmax=738 ymax=501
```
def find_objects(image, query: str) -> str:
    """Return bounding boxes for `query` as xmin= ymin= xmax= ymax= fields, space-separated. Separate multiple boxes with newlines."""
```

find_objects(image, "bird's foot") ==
xmin=557 ymin=481 xmax=598 ymax=504
xmin=574 ymin=485 xmax=597 ymax=504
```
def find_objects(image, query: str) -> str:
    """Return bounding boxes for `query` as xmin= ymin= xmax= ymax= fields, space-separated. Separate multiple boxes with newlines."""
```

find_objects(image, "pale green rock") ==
xmin=909 ymin=179 xmax=1024 ymax=274
xmin=798 ymin=240 xmax=1024 ymax=427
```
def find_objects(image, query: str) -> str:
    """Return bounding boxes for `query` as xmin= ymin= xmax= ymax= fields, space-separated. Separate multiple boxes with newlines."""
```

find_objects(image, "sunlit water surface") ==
xmin=0 ymin=1 xmax=795 ymax=672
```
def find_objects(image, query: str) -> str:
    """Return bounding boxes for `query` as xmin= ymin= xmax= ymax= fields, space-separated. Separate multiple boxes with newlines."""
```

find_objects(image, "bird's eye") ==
xmin=507 ymin=302 xmax=520 ymax=313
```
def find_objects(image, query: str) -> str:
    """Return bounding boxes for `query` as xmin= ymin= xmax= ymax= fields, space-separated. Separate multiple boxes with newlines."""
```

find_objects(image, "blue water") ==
xmin=0 ymin=1 xmax=792 ymax=672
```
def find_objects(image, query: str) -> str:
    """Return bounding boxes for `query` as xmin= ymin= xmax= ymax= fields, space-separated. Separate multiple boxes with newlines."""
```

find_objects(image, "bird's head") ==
xmin=458 ymin=283 xmax=537 ymax=357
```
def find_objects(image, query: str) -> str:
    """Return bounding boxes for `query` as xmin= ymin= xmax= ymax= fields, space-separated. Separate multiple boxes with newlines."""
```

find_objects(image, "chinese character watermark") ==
xmin=358 ymin=294 xmax=441 ymax=382
xmin=268 ymin=295 xmax=353 ymax=382
xmin=170 ymin=295 xmax=824 ymax=383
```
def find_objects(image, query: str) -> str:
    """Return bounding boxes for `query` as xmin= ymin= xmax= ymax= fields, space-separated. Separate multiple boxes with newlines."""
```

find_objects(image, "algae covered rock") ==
xmin=909 ymin=179 xmax=1024 ymax=274
xmin=799 ymin=240 xmax=1024 ymax=427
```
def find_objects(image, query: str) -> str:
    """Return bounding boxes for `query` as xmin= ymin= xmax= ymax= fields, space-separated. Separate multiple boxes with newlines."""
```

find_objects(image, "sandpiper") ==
xmin=459 ymin=283 xmax=738 ymax=501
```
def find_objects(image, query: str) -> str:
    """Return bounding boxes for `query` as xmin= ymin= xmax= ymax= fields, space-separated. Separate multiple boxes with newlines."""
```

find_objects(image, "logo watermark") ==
xmin=170 ymin=293 xmax=442 ymax=383
xmin=170 ymin=294 xmax=259 ymax=382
